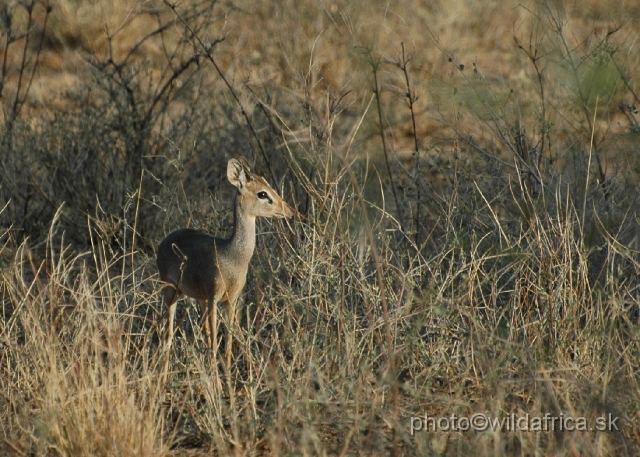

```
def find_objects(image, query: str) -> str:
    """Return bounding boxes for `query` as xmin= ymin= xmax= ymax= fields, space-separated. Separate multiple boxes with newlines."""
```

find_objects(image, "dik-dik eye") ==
xmin=257 ymin=191 xmax=269 ymax=200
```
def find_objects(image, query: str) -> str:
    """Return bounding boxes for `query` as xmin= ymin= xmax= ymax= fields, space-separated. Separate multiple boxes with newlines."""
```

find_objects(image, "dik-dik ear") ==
xmin=227 ymin=157 xmax=253 ymax=192
xmin=235 ymin=156 xmax=252 ymax=174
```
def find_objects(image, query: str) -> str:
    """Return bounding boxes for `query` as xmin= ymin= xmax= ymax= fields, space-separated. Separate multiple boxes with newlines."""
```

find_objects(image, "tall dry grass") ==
xmin=1 ymin=0 xmax=640 ymax=455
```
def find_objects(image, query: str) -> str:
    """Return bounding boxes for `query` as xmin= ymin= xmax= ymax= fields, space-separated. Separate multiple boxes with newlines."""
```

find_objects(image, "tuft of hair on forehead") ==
xmin=250 ymin=175 xmax=271 ymax=189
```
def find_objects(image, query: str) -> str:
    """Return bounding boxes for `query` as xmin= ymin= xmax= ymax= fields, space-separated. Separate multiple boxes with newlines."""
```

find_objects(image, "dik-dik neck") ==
xmin=228 ymin=194 xmax=256 ymax=266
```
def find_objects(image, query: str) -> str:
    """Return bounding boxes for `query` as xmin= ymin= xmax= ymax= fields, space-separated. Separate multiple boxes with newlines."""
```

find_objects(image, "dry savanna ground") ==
xmin=1 ymin=0 xmax=640 ymax=455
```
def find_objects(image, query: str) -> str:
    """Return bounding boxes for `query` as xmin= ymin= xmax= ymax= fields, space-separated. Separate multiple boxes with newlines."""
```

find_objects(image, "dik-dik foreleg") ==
xmin=201 ymin=298 xmax=218 ymax=352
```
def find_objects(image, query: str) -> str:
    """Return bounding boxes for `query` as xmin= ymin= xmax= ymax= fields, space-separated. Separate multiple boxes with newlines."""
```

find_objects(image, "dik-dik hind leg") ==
xmin=161 ymin=285 xmax=179 ymax=384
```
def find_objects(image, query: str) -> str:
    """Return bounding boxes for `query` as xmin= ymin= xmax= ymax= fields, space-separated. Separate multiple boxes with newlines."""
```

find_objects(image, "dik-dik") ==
xmin=157 ymin=157 xmax=293 ymax=372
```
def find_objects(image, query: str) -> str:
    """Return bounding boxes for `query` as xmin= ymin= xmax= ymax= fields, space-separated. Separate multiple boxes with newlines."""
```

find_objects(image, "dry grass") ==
xmin=1 ymin=0 xmax=640 ymax=455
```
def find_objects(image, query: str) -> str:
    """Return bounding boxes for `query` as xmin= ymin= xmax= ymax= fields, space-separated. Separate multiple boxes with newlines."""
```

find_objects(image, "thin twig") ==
xmin=370 ymin=52 xmax=403 ymax=232
xmin=164 ymin=0 xmax=277 ymax=183
xmin=397 ymin=43 xmax=421 ymax=243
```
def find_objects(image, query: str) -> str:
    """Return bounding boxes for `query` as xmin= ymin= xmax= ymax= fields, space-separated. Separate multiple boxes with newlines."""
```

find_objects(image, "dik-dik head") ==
xmin=227 ymin=157 xmax=294 ymax=219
